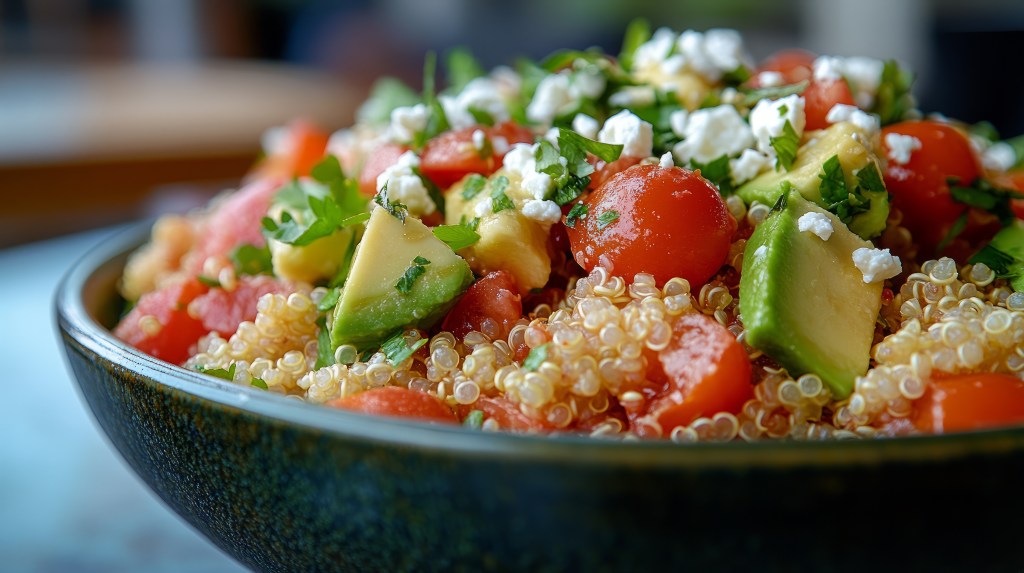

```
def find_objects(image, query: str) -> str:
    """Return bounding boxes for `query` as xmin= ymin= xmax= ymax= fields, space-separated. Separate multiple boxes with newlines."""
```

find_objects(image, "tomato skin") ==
xmin=881 ymin=120 xmax=982 ymax=254
xmin=327 ymin=387 xmax=457 ymax=424
xmin=114 ymin=278 xmax=210 ymax=365
xmin=358 ymin=143 xmax=407 ymax=197
xmin=588 ymin=155 xmax=644 ymax=191
xmin=803 ymin=79 xmax=856 ymax=131
xmin=565 ymin=164 xmax=736 ymax=287
xmin=420 ymin=122 xmax=535 ymax=189
xmin=749 ymin=49 xmax=816 ymax=87
xmin=644 ymin=312 xmax=753 ymax=432
xmin=912 ymin=374 xmax=1024 ymax=434
xmin=441 ymin=271 xmax=522 ymax=341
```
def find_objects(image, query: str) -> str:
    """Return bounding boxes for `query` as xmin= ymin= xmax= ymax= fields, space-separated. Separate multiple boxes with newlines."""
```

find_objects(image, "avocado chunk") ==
xmin=736 ymin=122 xmax=889 ymax=239
xmin=739 ymin=191 xmax=883 ymax=398
xmin=331 ymin=208 xmax=473 ymax=350
xmin=970 ymin=219 xmax=1024 ymax=292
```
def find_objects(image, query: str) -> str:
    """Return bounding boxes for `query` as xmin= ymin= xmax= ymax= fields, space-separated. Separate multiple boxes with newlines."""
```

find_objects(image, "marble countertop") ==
xmin=0 ymin=226 xmax=247 ymax=572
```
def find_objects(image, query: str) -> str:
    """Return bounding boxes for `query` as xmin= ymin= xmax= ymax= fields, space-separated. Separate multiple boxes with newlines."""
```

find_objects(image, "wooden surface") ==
xmin=0 ymin=61 xmax=365 ymax=247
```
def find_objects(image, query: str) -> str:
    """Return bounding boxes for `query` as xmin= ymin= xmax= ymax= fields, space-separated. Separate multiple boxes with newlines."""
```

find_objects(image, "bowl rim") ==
xmin=56 ymin=220 xmax=1024 ymax=469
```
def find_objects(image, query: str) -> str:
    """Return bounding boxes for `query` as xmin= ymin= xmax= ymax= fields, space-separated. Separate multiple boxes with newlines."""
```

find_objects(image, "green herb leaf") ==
xmin=558 ymin=128 xmax=623 ymax=163
xmin=356 ymin=77 xmax=421 ymax=125
xmin=467 ymin=106 xmax=496 ymax=126
xmin=396 ymin=256 xmax=430 ymax=294
xmin=374 ymin=185 xmax=409 ymax=222
xmin=818 ymin=154 xmax=848 ymax=204
xmin=490 ymin=175 xmax=516 ymax=213
xmin=230 ymin=244 xmax=273 ymax=277
xmin=740 ymin=81 xmax=808 ymax=107
xmin=690 ymin=155 xmax=733 ymax=194
xmin=315 ymin=319 xmax=336 ymax=369
xmin=565 ymin=203 xmax=588 ymax=228
xmin=936 ymin=211 xmax=970 ymax=253
xmin=949 ymin=177 xmax=1024 ymax=227
xmin=317 ymin=288 xmax=341 ymax=312
xmin=855 ymin=163 xmax=886 ymax=194
xmin=264 ymin=180 xmax=366 ymax=247
xmin=523 ymin=343 xmax=549 ymax=371
xmin=872 ymin=59 xmax=915 ymax=126
xmin=311 ymin=155 xmax=345 ymax=183
xmin=596 ymin=210 xmax=620 ymax=229
xmin=463 ymin=409 xmax=485 ymax=429
xmin=770 ymin=121 xmax=800 ymax=171
xmin=250 ymin=378 xmax=268 ymax=389
xmin=461 ymin=174 xmax=488 ymax=200
xmin=618 ymin=18 xmax=651 ymax=72
xmin=433 ymin=224 xmax=481 ymax=251
xmin=969 ymin=244 xmax=1015 ymax=276
xmin=196 ymin=363 xmax=236 ymax=381
xmin=445 ymin=46 xmax=485 ymax=93
xmin=721 ymin=65 xmax=752 ymax=86
xmin=197 ymin=275 xmax=221 ymax=288
xmin=380 ymin=330 xmax=428 ymax=366
xmin=412 ymin=165 xmax=446 ymax=217
xmin=768 ymin=183 xmax=791 ymax=216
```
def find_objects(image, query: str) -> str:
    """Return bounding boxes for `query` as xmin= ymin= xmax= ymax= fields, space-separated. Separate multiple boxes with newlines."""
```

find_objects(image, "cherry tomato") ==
xmin=358 ymin=142 xmax=407 ymax=197
xmin=420 ymin=122 xmax=535 ymax=189
xmin=803 ymin=78 xmax=856 ymax=131
xmin=881 ymin=120 xmax=981 ymax=254
xmin=588 ymin=155 xmax=643 ymax=191
xmin=912 ymin=374 xmax=1024 ymax=434
xmin=252 ymin=119 xmax=330 ymax=180
xmin=995 ymin=170 xmax=1024 ymax=219
xmin=643 ymin=312 xmax=753 ymax=433
xmin=327 ymin=387 xmax=458 ymax=424
xmin=565 ymin=164 xmax=736 ymax=287
xmin=748 ymin=49 xmax=816 ymax=87
xmin=440 ymin=270 xmax=522 ymax=341
xmin=113 ymin=277 xmax=210 ymax=365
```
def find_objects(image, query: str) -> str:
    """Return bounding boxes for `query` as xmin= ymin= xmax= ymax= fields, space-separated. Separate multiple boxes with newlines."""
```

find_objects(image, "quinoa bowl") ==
xmin=57 ymin=221 xmax=1024 ymax=572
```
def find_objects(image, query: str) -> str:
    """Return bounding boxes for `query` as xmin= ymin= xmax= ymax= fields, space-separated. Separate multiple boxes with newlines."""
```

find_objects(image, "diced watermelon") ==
xmin=113 ymin=277 xmax=209 ymax=365
xmin=189 ymin=275 xmax=294 ymax=336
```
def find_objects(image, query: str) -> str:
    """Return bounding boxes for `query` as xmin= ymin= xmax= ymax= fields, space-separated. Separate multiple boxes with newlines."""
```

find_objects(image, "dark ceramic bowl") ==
xmin=57 ymin=222 xmax=1024 ymax=573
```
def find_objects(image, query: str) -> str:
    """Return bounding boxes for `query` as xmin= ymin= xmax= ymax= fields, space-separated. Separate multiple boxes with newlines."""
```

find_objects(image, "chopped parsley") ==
xmin=872 ymin=59 xmax=915 ymax=126
xmin=463 ymin=409 xmax=485 ymax=429
xmin=262 ymin=178 xmax=368 ymax=246
xmin=968 ymin=222 xmax=1024 ymax=291
xmin=618 ymin=17 xmax=652 ymax=72
xmin=948 ymin=177 xmax=1024 ymax=226
xmin=395 ymin=256 xmax=431 ymax=293
xmin=770 ymin=121 xmax=800 ymax=171
xmin=196 ymin=275 xmax=221 ymax=288
xmin=690 ymin=155 xmax=733 ymax=194
xmin=817 ymin=154 xmax=872 ymax=223
xmin=461 ymin=174 xmax=487 ymax=200
xmin=433 ymin=223 xmax=481 ymax=251
xmin=196 ymin=363 xmax=266 ymax=389
xmin=523 ymin=343 xmax=550 ymax=371
xmin=317 ymin=288 xmax=341 ymax=312
xmin=444 ymin=46 xmax=485 ymax=93
xmin=536 ymin=128 xmax=623 ymax=206
xmin=314 ymin=319 xmax=335 ymax=369
xmin=565 ymin=203 xmax=588 ymax=228
xmin=356 ymin=77 xmax=420 ymax=125
xmin=415 ymin=51 xmax=451 ymax=149
xmin=250 ymin=378 xmax=269 ymax=390
xmin=380 ymin=329 xmax=428 ymax=366
xmin=596 ymin=210 xmax=620 ymax=229
xmin=374 ymin=185 xmax=409 ymax=222
xmin=230 ymin=244 xmax=273 ymax=277
xmin=490 ymin=175 xmax=516 ymax=213
xmin=310 ymin=154 xmax=345 ymax=183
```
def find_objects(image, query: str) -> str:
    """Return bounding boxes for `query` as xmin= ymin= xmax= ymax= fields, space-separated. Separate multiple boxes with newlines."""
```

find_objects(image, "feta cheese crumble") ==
xmin=884 ymin=132 xmax=922 ymax=165
xmin=598 ymin=110 xmax=654 ymax=158
xmin=471 ymin=129 xmax=487 ymax=152
xmin=572 ymin=113 xmax=600 ymax=140
xmin=389 ymin=104 xmax=429 ymax=144
xmin=631 ymin=27 xmax=752 ymax=83
xmin=521 ymin=199 xmax=563 ymax=225
xmin=812 ymin=55 xmax=885 ymax=108
xmin=375 ymin=151 xmax=435 ymax=216
xmin=756 ymin=70 xmax=784 ymax=88
xmin=797 ymin=212 xmax=834 ymax=241
xmin=669 ymin=109 xmax=690 ymax=139
xmin=982 ymin=141 xmax=1016 ymax=172
xmin=441 ymin=77 xmax=510 ymax=130
xmin=729 ymin=149 xmax=772 ymax=184
xmin=502 ymin=143 xmax=554 ymax=200
xmin=852 ymin=248 xmax=902 ymax=283
xmin=659 ymin=152 xmax=675 ymax=169
xmin=825 ymin=103 xmax=880 ymax=137
xmin=749 ymin=94 xmax=806 ymax=157
xmin=671 ymin=104 xmax=755 ymax=164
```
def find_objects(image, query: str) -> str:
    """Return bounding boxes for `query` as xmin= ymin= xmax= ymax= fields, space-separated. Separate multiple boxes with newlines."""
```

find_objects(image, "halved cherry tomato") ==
xmin=803 ymin=78 xmax=856 ymax=131
xmin=252 ymin=119 xmax=330 ymax=179
xmin=644 ymin=312 xmax=753 ymax=432
xmin=912 ymin=373 xmax=1024 ymax=434
xmin=327 ymin=387 xmax=457 ymax=424
xmin=441 ymin=270 xmax=522 ymax=341
xmin=565 ymin=164 xmax=736 ymax=286
xmin=358 ymin=143 xmax=407 ymax=197
xmin=881 ymin=120 xmax=982 ymax=254
xmin=114 ymin=277 xmax=210 ymax=365
xmin=419 ymin=122 xmax=535 ymax=189
xmin=748 ymin=49 xmax=816 ymax=87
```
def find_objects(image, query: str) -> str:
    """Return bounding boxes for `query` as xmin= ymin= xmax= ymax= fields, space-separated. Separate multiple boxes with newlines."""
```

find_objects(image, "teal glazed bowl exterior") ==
xmin=57 ymin=223 xmax=1024 ymax=572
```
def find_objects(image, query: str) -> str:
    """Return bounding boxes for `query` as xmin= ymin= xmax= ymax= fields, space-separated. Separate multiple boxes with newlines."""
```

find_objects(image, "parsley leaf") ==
xmin=565 ymin=203 xmax=588 ymax=228
xmin=317 ymin=288 xmax=341 ymax=312
xmin=523 ymin=343 xmax=550 ymax=371
xmin=872 ymin=59 xmax=915 ymax=126
xmin=416 ymin=51 xmax=451 ymax=149
xmin=740 ymin=81 xmax=808 ymax=107
xmin=250 ymin=378 xmax=268 ymax=390
xmin=263 ymin=180 xmax=367 ymax=246
xmin=690 ymin=155 xmax=733 ymax=195
xmin=558 ymin=128 xmax=623 ymax=163
xmin=396 ymin=256 xmax=430 ymax=293
xmin=770 ymin=121 xmax=800 ymax=171
xmin=356 ymin=77 xmax=420 ymax=125
xmin=463 ymin=409 xmax=485 ymax=429
xmin=433 ymin=224 xmax=481 ymax=251
xmin=618 ymin=18 xmax=651 ymax=72
xmin=537 ymin=128 xmax=624 ymax=206
xmin=380 ymin=330 xmax=428 ymax=366
xmin=230 ymin=244 xmax=273 ymax=277
xmin=817 ymin=154 xmax=872 ymax=224
xmin=855 ymin=163 xmax=886 ymax=194
xmin=461 ymin=174 xmax=487 ymax=200
xmin=444 ymin=46 xmax=484 ymax=93
xmin=949 ymin=177 xmax=1024 ymax=227
xmin=315 ymin=319 xmax=335 ymax=369
xmin=197 ymin=275 xmax=221 ymax=288
xmin=311 ymin=154 xmax=345 ymax=183
xmin=968 ymin=222 xmax=1024 ymax=291
xmin=196 ymin=363 xmax=236 ymax=381
xmin=596 ymin=210 xmax=619 ymax=229
xmin=818 ymin=154 xmax=848 ymax=204
xmin=490 ymin=175 xmax=516 ymax=213
xmin=374 ymin=185 xmax=409 ymax=222
xmin=413 ymin=165 xmax=446 ymax=217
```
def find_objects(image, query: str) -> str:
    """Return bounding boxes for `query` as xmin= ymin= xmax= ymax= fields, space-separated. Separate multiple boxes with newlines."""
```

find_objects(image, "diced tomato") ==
xmin=327 ymin=387 xmax=458 ymax=424
xmin=881 ymin=120 xmax=982 ymax=255
xmin=996 ymin=170 xmax=1024 ymax=218
xmin=460 ymin=397 xmax=551 ymax=432
xmin=114 ymin=277 xmax=210 ymax=365
xmin=803 ymin=79 xmax=856 ymax=131
xmin=186 ymin=177 xmax=283 ymax=274
xmin=912 ymin=374 xmax=1024 ymax=434
xmin=643 ymin=312 xmax=754 ymax=433
xmin=252 ymin=119 xmax=330 ymax=179
xmin=419 ymin=122 xmax=535 ymax=189
xmin=358 ymin=143 xmax=408 ymax=197
xmin=566 ymin=164 xmax=736 ymax=287
xmin=748 ymin=49 xmax=816 ymax=87
xmin=189 ymin=275 xmax=294 ymax=337
xmin=441 ymin=271 xmax=522 ymax=341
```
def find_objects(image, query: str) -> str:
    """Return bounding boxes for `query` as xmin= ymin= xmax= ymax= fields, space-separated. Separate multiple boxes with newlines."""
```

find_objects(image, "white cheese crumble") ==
xmin=884 ymin=132 xmax=922 ymax=165
xmin=797 ymin=212 xmax=834 ymax=241
xmin=632 ymin=28 xmax=752 ymax=83
xmin=982 ymin=142 xmax=1016 ymax=172
xmin=502 ymin=143 xmax=553 ymax=200
xmin=852 ymin=247 xmax=902 ymax=283
xmin=473 ymin=197 xmax=493 ymax=219
xmin=812 ymin=55 xmax=884 ymax=108
xmin=632 ymin=27 xmax=677 ymax=70
xmin=598 ymin=110 xmax=654 ymax=158
xmin=527 ymin=73 xmax=573 ymax=126
xmin=812 ymin=56 xmax=844 ymax=82
xmin=825 ymin=103 xmax=880 ymax=137
xmin=375 ymin=151 xmax=435 ymax=216
xmin=440 ymin=77 xmax=510 ymax=130
xmin=749 ymin=94 xmax=806 ymax=158
xmin=671 ymin=104 xmax=755 ymax=164
xmin=521 ymin=199 xmax=562 ymax=225
xmin=729 ymin=149 xmax=772 ymax=185
xmin=570 ymin=66 xmax=607 ymax=100
xmin=471 ymin=129 xmax=487 ymax=152
xmin=608 ymin=86 xmax=657 ymax=108
xmin=572 ymin=113 xmax=600 ymax=140
xmin=756 ymin=70 xmax=784 ymax=87
xmin=389 ymin=104 xmax=429 ymax=144
xmin=659 ymin=151 xmax=675 ymax=169
xmin=669 ymin=109 xmax=690 ymax=139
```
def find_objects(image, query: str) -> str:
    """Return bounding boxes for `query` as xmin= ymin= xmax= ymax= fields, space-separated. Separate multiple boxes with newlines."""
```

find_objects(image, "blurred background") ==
xmin=1 ymin=0 xmax=1023 ymax=247
xmin=1 ymin=1 xmax=1022 ymax=572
